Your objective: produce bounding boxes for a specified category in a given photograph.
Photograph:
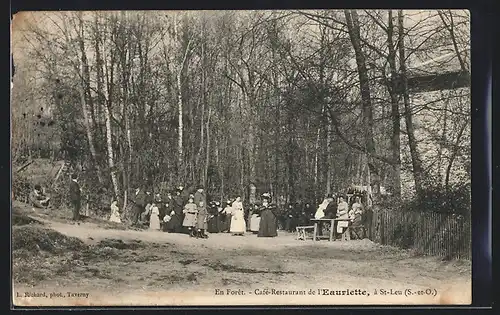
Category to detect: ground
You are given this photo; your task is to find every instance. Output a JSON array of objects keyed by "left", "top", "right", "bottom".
[{"left": 11, "top": 201, "right": 471, "bottom": 306}]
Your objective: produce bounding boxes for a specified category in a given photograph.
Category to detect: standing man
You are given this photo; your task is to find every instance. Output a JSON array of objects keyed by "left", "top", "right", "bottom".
[
  {"left": 131, "top": 186, "right": 146, "bottom": 227},
  {"left": 69, "top": 174, "right": 81, "bottom": 223}
]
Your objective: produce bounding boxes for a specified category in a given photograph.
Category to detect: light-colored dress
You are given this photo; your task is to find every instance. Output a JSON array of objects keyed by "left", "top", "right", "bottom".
[
  {"left": 314, "top": 201, "right": 328, "bottom": 219},
  {"left": 109, "top": 203, "right": 121, "bottom": 223},
  {"left": 149, "top": 205, "right": 160, "bottom": 230},
  {"left": 230, "top": 201, "right": 246, "bottom": 234},
  {"left": 349, "top": 202, "right": 364, "bottom": 225},
  {"left": 182, "top": 203, "right": 198, "bottom": 227},
  {"left": 250, "top": 213, "right": 261, "bottom": 232},
  {"left": 336, "top": 201, "right": 350, "bottom": 233}
]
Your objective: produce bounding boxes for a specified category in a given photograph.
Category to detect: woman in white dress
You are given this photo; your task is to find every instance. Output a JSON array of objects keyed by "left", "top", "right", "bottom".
[
  {"left": 314, "top": 198, "right": 329, "bottom": 219},
  {"left": 149, "top": 203, "right": 161, "bottom": 230},
  {"left": 336, "top": 195, "right": 350, "bottom": 234},
  {"left": 109, "top": 200, "right": 121, "bottom": 223},
  {"left": 230, "top": 197, "right": 246, "bottom": 235}
]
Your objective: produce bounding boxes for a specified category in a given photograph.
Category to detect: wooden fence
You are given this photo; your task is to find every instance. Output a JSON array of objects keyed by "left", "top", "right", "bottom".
[{"left": 367, "top": 208, "right": 471, "bottom": 260}]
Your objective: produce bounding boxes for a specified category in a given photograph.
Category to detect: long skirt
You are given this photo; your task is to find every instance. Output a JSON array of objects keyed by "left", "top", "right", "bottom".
[
  {"left": 258, "top": 209, "right": 278, "bottom": 237},
  {"left": 109, "top": 212, "right": 121, "bottom": 223},
  {"left": 166, "top": 213, "right": 183, "bottom": 233},
  {"left": 230, "top": 214, "right": 246, "bottom": 234},
  {"left": 207, "top": 215, "right": 220, "bottom": 233},
  {"left": 250, "top": 214, "right": 261, "bottom": 232},
  {"left": 149, "top": 214, "right": 160, "bottom": 230},
  {"left": 183, "top": 212, "right": 197, "bottom": 227}
]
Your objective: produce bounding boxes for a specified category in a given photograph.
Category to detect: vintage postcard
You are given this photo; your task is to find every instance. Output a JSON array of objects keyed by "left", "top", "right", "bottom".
[{"left": 11, "top": 9, "right": 471, "bottom": 307}]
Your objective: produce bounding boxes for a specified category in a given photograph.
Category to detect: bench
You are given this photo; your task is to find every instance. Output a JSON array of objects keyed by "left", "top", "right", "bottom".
[{"left": 296, "top": 225, "right": 316, "bottom": 240}]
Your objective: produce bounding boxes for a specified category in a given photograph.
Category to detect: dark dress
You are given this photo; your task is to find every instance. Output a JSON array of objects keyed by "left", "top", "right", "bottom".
[
  {"left": 166, "top": 194, "right": 184, "bottom": 233},
  {"left": 207, "top": 205, "right": 220, "bottom": 233},
  {"left": 258, "top": 204, "right": 278, "bottom": 237}
]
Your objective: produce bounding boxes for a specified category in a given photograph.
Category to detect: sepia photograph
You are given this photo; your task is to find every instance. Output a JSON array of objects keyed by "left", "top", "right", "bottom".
[{"left": 11, "top": 9, "right": 471, "bottom": 306}]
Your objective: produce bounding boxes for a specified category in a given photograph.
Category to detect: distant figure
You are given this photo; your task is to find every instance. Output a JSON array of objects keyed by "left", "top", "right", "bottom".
[
  {"left": 337, "top": 195, "right": 349, "bottom": 219},
  {"left": 149, "top": 203, "right": 161, "bottom": 231},
  {"left": 221, "top": 200, "right": 232, "bottom": 233},
  {"left": 324, "top": 194, "right": 338, "bottom": 219},
  {"left": 349, "top": 196, "right": 364, "bottom": 223},
  {"left": 336, "top": 195, "right": 350, "bottom": 234},
  {"left": 131, "top": 187, "right": 146, "bottom": 226},
  {"left": 109, "top": 200, "right": 121, "bottom": 223},
  {"left": 249, "top": 204, "right": 261, "bottom": 234},
  {"left": 207, "top": 201, "right": 222, "bottom": 233},
  {"left": 29, "top": 184, "right": 50, "bottom": 209},
  {"left": 69, "top": 174, "right": 81, "bottom": 222},
  {"left": 167, "top": 186, "right": 185, "bottom": 233},
  {"left": 258, "top": 193, "right": 278, "bottom": 237},
  {"left": 315, "top": 198, "right": 328, "bottom": 219},
  {"left": 182, "top": 196, "right": 198, "bottom": 237},
  {"left": 230, "top": 197, "right": 245, "bottom": 236},
  {"left": 195, "top": 200, "right": 209, "bottom": 239}
]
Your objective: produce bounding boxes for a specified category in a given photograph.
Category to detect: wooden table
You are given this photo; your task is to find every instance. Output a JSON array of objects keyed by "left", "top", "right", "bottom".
[{"left": 311, "top": 218, "right": 353, "bottom": 242}]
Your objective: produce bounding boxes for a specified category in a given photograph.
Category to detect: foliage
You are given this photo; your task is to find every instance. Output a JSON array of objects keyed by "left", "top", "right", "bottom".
[{"left": 11, "top": 10, "right": 470, "bottom": 209}]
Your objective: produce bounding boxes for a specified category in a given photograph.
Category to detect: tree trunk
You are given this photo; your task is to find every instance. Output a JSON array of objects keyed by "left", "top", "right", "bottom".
[
  {"left": 398, "top": 10, "right": 425, "bottom": 197},
  {"left": 205, "top": 106, "right": 212, "bottom": 188},
  {"left": 344, "top": 9, "right": 380, "bottom": 201},
  {"left": 78, "top": 17, "right": 103, "bottom": 184},
  {"left": 326, "top": 118, "right": 332, "bottom": 195},
  {"left": 103, "top": 100, "right": 120, "bottom": 200},
  {"left": 386, "top": 10, "right": 402, "bottom": 198},
  {"left": 445, "top": 119, "right": 469, "bottom": 190},
  {"left": 438, "top": 96, "right": 449, "bottom": 186}
]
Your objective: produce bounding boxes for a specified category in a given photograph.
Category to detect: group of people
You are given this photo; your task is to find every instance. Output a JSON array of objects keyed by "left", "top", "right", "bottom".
[
  {"left": 313, "top": 193, "right": 365, "bottom": 237},
  {"left": 125, "top": 185, "right": 281, "bottom": 238},
  {"left": 27, "top": 175, "right": 367, "bottom": 239},
  {"left": 29, "top": 173, "right": 82, "bottom": 225}
]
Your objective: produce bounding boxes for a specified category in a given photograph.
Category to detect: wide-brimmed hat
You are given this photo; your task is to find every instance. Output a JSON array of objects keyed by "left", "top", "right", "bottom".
[{"left": 262, "top": 193, "right": 271, "bottom": 200}]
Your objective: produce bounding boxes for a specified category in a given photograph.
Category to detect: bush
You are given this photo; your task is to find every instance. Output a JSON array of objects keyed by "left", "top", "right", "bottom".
[
  {"left": 405, "top": 182, "right": 471, "bottom": 216},
  {"left": 12, "top": 225, "right": 87, "bottom": 254},
  {"left": 391, "top": 222, "right": 415, "bottom": 249}
]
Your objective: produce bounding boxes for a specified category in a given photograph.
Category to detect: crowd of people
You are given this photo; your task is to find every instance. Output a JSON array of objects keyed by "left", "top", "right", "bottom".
[
  {"left": 27, "top": 175, "right": 369, "bottom": 239},
  {"left": 124, "top": 185, "right": 282, "bottom": 238}
]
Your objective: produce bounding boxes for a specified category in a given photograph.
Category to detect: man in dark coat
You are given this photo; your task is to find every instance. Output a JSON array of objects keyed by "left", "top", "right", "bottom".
[
  {"left": 323, "top": 194, "right": 338, "bottom": 237},
  {"left": 130, "top": 187, "right": 146, "bottom": 226},
  {"left": 69, "top": 174, "right": 81, "bottom": 222},
  {"left": 324, "top": 194, "right": 338, "bottom": 219}
]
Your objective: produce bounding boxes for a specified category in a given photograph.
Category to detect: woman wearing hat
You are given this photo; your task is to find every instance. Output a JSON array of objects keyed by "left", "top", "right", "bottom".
[
  {"left": 258, "top": 193, "right": 278, "bottom": 237},
  {"left": 166, "top": 186, "right": 185, "bottom": 233},
  {"left": 222, "top": 200, "right": 233, "bottom": 233},
  {"left": 207, "top": 201, "right": 219, "bottom": 233}
]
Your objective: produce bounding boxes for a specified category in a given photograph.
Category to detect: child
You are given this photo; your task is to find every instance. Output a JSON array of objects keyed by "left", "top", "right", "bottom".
[{"left": 182, "top": 197, "right": 198, "bottom": 237}]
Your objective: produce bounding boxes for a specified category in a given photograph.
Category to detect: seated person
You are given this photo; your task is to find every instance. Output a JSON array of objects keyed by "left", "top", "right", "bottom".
[
  {"left": 349, "top": 196, "right": 364, "bottom": 225},
  {"left": 29, "top": 184, "right": 50, "bottom": 208}
]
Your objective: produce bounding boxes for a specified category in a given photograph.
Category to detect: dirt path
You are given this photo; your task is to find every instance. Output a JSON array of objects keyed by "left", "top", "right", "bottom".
[{"left": 12, "top": 209, "right": 472, "bottom": 306}]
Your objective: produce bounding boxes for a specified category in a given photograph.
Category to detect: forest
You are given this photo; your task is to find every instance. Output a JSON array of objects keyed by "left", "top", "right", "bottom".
[{"left": 11, "top": 10, "right": 471, "bottom": 213}]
